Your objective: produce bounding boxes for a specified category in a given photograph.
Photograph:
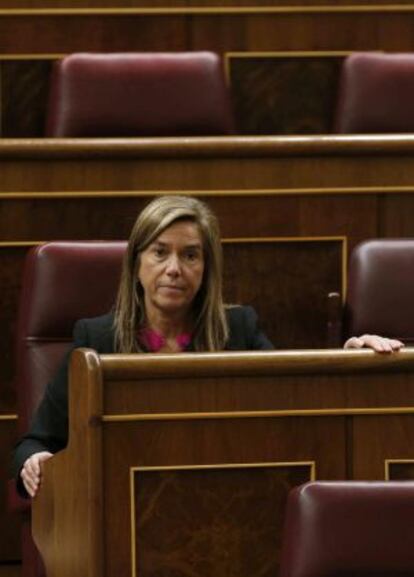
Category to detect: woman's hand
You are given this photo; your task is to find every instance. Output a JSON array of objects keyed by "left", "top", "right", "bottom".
[
  {"left": 20, "top": 451, "right": 53, "bottom": 498},
  {"left": 344, "top": 334, "right": 404, "bottom": 353}
]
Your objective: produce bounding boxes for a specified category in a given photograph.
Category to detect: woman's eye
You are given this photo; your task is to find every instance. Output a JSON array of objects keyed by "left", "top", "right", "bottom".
[
  {"left": 185, "top": 251, "right": 199, "bottom": 262},
  {"left": 153, "top": 247, "right": 166, "bottom": 258}
]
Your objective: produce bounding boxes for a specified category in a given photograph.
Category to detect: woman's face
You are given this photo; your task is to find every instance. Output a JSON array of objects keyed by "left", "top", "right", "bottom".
[{"left": 138, "top": 220, "right": 205, "bottom": 320}]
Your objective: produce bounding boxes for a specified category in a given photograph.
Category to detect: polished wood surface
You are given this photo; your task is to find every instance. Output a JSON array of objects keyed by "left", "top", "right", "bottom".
[
  {"left": 33, "top": 348, "right": 414, "bottom": 577},
  {"left": 0, "top": 135, "right": 413, "bottom": 246},
  {"left": 2, "top": 135, "right": 414, "bottom": 239},
  {"left": 4, "top": 0, "right": 414, "bottom": 7},
  {"left": 1, "top": 5, "right": 414, "bottom": 55}
]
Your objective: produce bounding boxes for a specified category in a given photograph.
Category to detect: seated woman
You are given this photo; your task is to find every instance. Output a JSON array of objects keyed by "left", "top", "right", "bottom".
[{"left": 13, "top": 195, "right": 403, "bottom": 498}]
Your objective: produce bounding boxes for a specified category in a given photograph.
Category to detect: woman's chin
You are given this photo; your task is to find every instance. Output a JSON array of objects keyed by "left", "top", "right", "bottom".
[{"left": 155, "top": 298, "right": 190, "bottom": 316}]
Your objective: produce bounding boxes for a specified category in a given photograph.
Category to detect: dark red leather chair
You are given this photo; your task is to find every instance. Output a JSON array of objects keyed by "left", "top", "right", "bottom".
[
  {"left": 279, "top": 481, "right": 414, "bottom": 577},
  {"left": 45, "top": 52, "right": 234, "bottom": 137},
  {"left": 10, "top": 241, "right": 127, "bottom": 577},
  {"left": 344, "top": 239, "right": 414, "bottom": 344},
  {"left": 335, "top": 52, "right": 414, "bottom": 133}
]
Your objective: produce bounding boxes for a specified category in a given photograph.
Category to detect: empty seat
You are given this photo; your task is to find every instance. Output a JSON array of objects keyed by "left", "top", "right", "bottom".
[
  {"left": 335, "top": 52, "right": 414, "bottom": 133},
  {"left": 279, "top": 481, "right": 414, "bottom": 577},
  {"left": 10, "top": 241, "right": 127, "bottom": 577},
  {"left": 344, "top": 238, "right": 414, "bottom": 343},
  {"left": 46, "top": 52, "right": 234, "bottom": 137}
]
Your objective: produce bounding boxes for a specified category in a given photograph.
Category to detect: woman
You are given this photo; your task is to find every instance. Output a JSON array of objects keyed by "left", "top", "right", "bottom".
[{"left": 13, "top": 195, "right": 403, "bottom": 498}]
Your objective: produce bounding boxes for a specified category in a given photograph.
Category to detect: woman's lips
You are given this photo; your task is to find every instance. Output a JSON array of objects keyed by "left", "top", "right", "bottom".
[{"left": 159, "top": 284, "right": 185, "bottom": 292}]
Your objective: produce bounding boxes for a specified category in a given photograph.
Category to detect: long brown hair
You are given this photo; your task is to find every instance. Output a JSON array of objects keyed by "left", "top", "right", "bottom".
[{"left": 113, "top": 195, "right": 228, "bottom": 352}]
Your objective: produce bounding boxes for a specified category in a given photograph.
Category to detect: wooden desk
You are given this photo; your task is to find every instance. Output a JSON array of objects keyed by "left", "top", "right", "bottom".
[
  {"left": 1, "top": 135, "right": 414, "bottom": 246},
  {"left": 33, "top": 348, "right": 414, "bottom": 577}
]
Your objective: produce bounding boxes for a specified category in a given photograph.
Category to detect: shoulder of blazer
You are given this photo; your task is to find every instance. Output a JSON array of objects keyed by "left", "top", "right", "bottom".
[
  {"left": 225, "top": 305, "right": 274, "bottom": 350},
  {"left": 74, "top": 311, "right": 116, "bottom": 354},
  {"left": 225, "top": 305, "right": 255, "bottom": 348}
]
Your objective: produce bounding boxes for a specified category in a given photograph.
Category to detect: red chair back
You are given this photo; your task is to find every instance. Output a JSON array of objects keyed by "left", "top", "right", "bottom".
[
  {"left": 15, "top": 241, "right": 127, "bottom": 433},
  {"left": 344, "top": 239, "right": 414, "bottom": 343},
  {"left": 12, "top": 241, "right": 126, "bottom": 577},
  {"left": 280, "top": 481, "right": 414, "bottom": 577},
  {"left": 46, "top": 52, "right": 234, "bottom": 137},
  {"left": 335, "top": 52, "right": 414, "bottom": 133}
]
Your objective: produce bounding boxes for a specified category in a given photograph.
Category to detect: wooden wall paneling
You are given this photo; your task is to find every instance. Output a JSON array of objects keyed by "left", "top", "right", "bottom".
[
  {"left": 222, "top": 237, "right": 344, "bottom": 348},
  {"left": 0, "top": 0, "right": 414, "bottom": 8},
  {"left": 4, "top": 138, "right": 414, "bottom": 192},
  {"left": 227, "top": 52, "right": 344, "bottom": 134},
  {"left": 386, "top": 460, "right": 414, "bottom": 481},
  {"left": 297, "top": 193, "right": 378, "bottom": 244},
  {"left": 188, "top": 9, "right": 414, "bottom": 53},
  {"left": 130, "top": 463, "right": 313, "bottom": 577},
  {"left": 0, "top": 196, "right": 147, "bottom": 240},
  {"left": 0, "top": 13, "right": 188, "bottom": 54},
  {"left": 0, "top": 8, "right": 414, "bottom": 55},
  {"left": 0, "top": 59, "right": 53, "bottom": 137},
  {"left": 1, "top": 137, "right": 414, "bottom": 251},
  {"left": 378, "top": 192, "right": 414, "bottom": 238},
  {"left": 104, "top": 417, "right": 345, "bottom": 577},
  {"left": 352, "top": 414, "right": 414, "bottom": 480},
  {"left": 0, "top": 189, "right": 369, "bottom": 249}
]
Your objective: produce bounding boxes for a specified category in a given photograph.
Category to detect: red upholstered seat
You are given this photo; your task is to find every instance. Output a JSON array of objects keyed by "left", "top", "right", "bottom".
[
  {"left": 10, "top": 241, "right": 127, "bottom": 577},
  {"left": 46, "top": 52, "right": 234, "bottom": 137},
  {"left": 279, "top": 481, "right": 414, "bottom": 577},
  {"left": 335, "top": 52, "right": 414, "bottom": 133},
  {"left": 344, "top": 239, "right": 414, "bottom": 343}
]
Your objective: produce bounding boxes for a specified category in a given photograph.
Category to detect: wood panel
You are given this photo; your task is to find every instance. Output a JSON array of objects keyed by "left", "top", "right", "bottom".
[
  {"left": 0, "top": 14, "right": 188, "bottom": 54},
  {"left": 1, "top": 136, "right": 413, "bottom": 251},
  {"left": 386, "top": 460, "right": 414, "bottom": 480},
  {"left": 229, "top": 54, "right": 343, "bottom": 135},
  {"left": 0, "top": 60, "right": 52, "bottom": 137},
  {"left": 32, "top": 348, "right": 414, "bottom": 577},
  {"left": 2, "top": 136, "right": 414, "bottom": 192},
  {"left": 1, "top": 0, "right": 414, "bottom": 7},
  {"left": 223, "top": 239, "right": 343, "bottom": 348},
  {"left": 131, "top": 464, "right": 312, "bottom": 577},
  {"left": 1, "top": 8, "right": 414, "bottom": 55}
]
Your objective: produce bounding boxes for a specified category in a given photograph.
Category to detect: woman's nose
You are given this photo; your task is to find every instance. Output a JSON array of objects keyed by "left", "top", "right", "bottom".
[{"left": 165, "top": 254, "right": 181, "bottom": 275}]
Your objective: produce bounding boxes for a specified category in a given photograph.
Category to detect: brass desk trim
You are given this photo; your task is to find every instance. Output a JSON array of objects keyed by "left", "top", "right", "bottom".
[{"left": 103, "top": 406, "right": 414, "bottom": 422}]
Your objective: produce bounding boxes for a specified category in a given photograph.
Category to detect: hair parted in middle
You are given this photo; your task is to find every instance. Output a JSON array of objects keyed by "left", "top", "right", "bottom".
[{"left": 113, "top": 195, "right": 229, "bottom": 352}]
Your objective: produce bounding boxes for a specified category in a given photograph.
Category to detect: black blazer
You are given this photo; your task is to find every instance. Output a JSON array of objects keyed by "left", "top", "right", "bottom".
[{"left": 13, "top": 305, "right": 273, "bottom": 496}]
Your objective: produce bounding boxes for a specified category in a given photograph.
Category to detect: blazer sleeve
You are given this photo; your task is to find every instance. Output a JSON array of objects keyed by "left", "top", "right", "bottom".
[
  {"left": 226, "top": 306, "right": 274, "bottom": 350},
  {"left": 243, "top": 306, "right": 274, "bottom": 350},
  {"left": 12, "top": 319, "right": 90, "bottom": 497}
]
